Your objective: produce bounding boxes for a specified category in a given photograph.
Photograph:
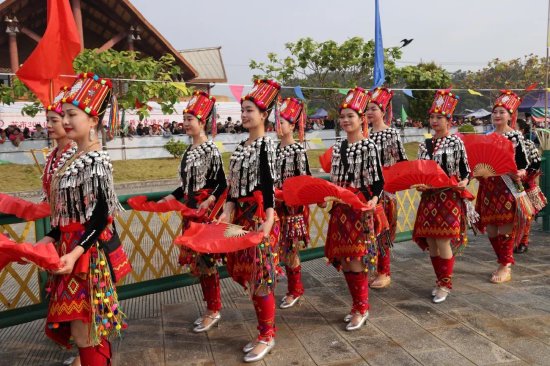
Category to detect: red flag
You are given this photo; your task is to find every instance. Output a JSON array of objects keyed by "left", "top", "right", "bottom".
[
  {"left": 16, "top": 0, "right": 81, "bottom": 107},
  {"left": 525, "top": 82, "right": 538, "bottom": 92}
]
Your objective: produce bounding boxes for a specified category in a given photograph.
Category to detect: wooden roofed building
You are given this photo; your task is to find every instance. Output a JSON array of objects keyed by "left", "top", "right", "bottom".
[{"left": 0, "top": 0, "right": 227, "bottom": 87}]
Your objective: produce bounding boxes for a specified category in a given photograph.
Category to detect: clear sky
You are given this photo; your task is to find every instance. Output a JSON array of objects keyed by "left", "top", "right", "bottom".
[{"left": 131, "top": 0, "right": 548, "bottom": 92}]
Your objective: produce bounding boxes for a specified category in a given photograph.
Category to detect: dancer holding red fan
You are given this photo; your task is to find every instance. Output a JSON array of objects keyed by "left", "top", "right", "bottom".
[
  {"left": 366, "top": 87, "right": 407, "bottom": 289},
  {"left": 42, "top": 87, "right": 77, "bottom": 202},
  {"left": 160, "top": 91, "right": 227, "bottom": 333},
  {"left": 275, "top": 97, "right": 311, "bottom": 309},
  {"left": 413, "top": 89, "right": 471, "bottom": 304},
  {"left": 326, "top": 87, "right": 385, "bottom": 330},
  {"left": 217, "top": 79, "right": 281, "bottom": 362},
  {"left": 40, "top": 73, "right": 130, "bottom": 366},
  {"left": 476, "top": 91, "right": 531, "bottom": 283}
]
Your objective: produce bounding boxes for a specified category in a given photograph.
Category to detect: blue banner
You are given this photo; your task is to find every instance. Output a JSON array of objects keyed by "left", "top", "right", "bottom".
[{"left": 373, "top": 0, "right": 385, "bottom": 87}]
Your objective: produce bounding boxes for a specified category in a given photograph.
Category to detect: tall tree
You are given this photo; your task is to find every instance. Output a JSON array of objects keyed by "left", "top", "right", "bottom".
[
  {"left": 0, "top": 49, "right": 191, "bottom": 120},
  {"left": 453, "top": 54, "right": 544, "bottom": 105},
  {"left": 398, "top": 62, "right": 451, "bottom": 122},
  {"left": 249, "top": 37, "right": 402, "bottom": 117}
]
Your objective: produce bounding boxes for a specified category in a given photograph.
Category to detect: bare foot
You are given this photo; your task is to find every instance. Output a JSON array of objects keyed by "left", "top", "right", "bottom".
[
  {"left": 370, "top": 274, "right": 391, "bottom": 288},
  {"left": 71, "top": 356, "right": 80, "bottom": 366}
]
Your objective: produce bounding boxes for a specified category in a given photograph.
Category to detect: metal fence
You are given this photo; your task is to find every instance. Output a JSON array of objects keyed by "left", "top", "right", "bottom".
[{"left": 0, "top": 180, "right": 494, "bottom": 328}]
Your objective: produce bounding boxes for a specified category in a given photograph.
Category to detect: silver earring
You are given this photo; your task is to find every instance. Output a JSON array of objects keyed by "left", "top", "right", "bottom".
[{"left": 89, "top": 128, "right": 96, "bottom": 141}]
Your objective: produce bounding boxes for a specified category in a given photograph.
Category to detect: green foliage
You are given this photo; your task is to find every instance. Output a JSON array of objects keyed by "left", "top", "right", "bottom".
[
  {"left": 74, "top": 49, "right": 191, "bottom": 119},
  {"left": 398, "top": 62, "right": 451, "bottom": 122},
  {"left": 249, "top": 37, "right": 402, "bottom": 115},
  {"left": 451, "top": 54, "right": 545, "bottom": 112},
  {"left": 164, "top": 138, "right": 188, "bottom": 159},
  {"left": 0, "top": 49, "right": 192, "bottom": 120},
  {"left": 457, "top": 123, "right": 476, "bottom": 133},
  {"left": 457, "top": 54, "right": 544, "bottom": 90}
]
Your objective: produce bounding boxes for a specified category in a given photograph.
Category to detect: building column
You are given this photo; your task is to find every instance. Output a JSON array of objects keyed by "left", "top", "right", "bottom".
[
  {"left": 71, "top": 0, "right": 84, "bottom": 49},
  {"left": 5, "top": 16, "right": 20, "bottom": 72}
]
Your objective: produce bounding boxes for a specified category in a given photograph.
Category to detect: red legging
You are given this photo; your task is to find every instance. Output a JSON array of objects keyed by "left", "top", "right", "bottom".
[
  {"left": 252, "top": 293, "right": 276, "bottom": 341},
  {"left": 490, "top": 234, "right": 515, "bottom": 265},
  {"left": 344, "top": 271, "right": 369, "bottom": 315},
  {"left": 286, "top": 265, "right": 305, "bottom": 298},
  {"left": 520, "top": 220, "right": 532, "bottom": 246},
  {"left": 199, "top": 272, "right": 222, "bottom": 312},
  {"left": 430, "top": 256, "right": 455, "bottom": 290},
  {"left": 79, "top": 338, "right": 111, "bottom": 366},
  {"left": 377, "top": 249, "right": 391, "bottom": 276}
]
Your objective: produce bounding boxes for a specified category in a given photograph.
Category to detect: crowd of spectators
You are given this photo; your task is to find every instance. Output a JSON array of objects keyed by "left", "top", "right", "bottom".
[{"left": 0, "top": 124, "right": 48, "bottom": 147}]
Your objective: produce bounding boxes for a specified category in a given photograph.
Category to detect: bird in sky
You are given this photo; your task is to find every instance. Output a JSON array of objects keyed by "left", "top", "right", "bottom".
[{"left": 399, "top": 39, "right": 414, "bottom": 48}]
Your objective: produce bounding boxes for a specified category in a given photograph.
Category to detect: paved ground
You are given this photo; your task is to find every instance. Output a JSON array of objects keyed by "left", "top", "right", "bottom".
[{"left": 1, "top": 224, "right": 549, "bottom": 366}]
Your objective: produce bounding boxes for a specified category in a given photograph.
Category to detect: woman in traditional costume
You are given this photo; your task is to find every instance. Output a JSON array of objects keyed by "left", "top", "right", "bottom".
[
  {"left": 38, "top": 73, "right": 130, "bottom": 366},
  {"left": 413, "top": 89, "right": 471, "bottom": 303},
  {"left": 515, "top": 119, "right": 546, "bottom": 253},
  {"left": 476, "top": 90, "right": 530, "bottom": 283},
  {"left": 274, "top": 97, "right": 311, "bottom": 309},
  {"left": 326, "top": 87, "right": 385, "bottom": 330},
  {"left": 218, "top": 79, "right": 281, "bottom": 362},
  {"left": 161, "top": 91, "right": 227, "bottom": 332},
  {"left": 42, "top": 87, "right": 77, "bottom": 203},
  {"left": 365, "top": 87, "right": 407, "bottom": 289}
]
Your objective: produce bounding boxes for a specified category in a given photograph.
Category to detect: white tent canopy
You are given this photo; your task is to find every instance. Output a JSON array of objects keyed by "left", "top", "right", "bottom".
[{"left": 464, "top": 109, "right": 491, "bottom": 118}]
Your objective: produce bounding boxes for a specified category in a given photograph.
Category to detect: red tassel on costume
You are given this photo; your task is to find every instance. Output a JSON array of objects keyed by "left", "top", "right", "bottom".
[
  {"left": 344, "top": 271, "right": 369, "bottom": 315},
  {"left": 200, "top": 272, "right": 222, "bottom": 312},
  {"left": 252, "top": 293, "right": 276, "bottom": 341},
  {"left": 490, "top": 235, "right": 515, "bottom": 265},
  {"left": 79, "top": 339, "right": 111, "bottom": 366},
  {"left": 377, "top": 250, "right": 391, "bottom": 276},
  {"left": 286, "top": 265, "right": 305, "bottom": 298}
]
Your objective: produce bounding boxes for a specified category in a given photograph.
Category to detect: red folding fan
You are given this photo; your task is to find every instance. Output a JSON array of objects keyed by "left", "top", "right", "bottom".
[
  {"left": 0, "top": 194, "right": 50, "bottom": 221},
  {"left": 128, "top": 195, "right": 186, "bottom": 212},
  {"left": 319, "top": 146, "right": 333, "bottom": 173},
  {"left": 382, "top": 160, "right": 458, "bottom": 194},
  {"left": 127, "top": 195, "right": 207, "bottom": 220},
  {"left": 174, "top": 222, "right": 265, "bottom": 254},
  {"left": 275, "top": 188, "right": 284, "bottom": 201},
  {"left": 459, "top": 133, "right": 517, "bottom": 178},
  {"left": 0, "top": 234, "right": 61, "bottom": 271},
  {"left": 282, "top": 175, "right": 369, "bottom": 211}
]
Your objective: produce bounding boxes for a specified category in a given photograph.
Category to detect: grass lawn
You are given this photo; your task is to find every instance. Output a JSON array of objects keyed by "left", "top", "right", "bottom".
[{"left": 0, "top": 142, "right": 419, "bottom": 193}]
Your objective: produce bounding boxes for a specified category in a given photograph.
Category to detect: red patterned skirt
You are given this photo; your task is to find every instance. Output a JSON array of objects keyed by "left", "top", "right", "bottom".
[
  {"left": 178, "top": 217, "right": 225, "bottom": 276},
  {"left": 276, "top": 203, "right": 310, "bottom": 266},
  {"left": 476, "top": 176, "right": 516, "bottom": 231},
  {"left": 413, "top": 189, "right": 467, "bottom": 251},
  {"left": 226, "top": 199, "right": 281, "bottom": 295},
  {"left": 177, "top": 191, "right": 224, "bottom": 276},
  {"left": 524, "top": 173, "right": 547, "bottom": 215},
  {"left": 325, "top": 203, "right": 386, "bottom": 270},
  {"left": 45, "top": 222, "right": 126, "bottom": 348},
  {"left": 381, "top": 192, "right": 397, "bottom": 242}
]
